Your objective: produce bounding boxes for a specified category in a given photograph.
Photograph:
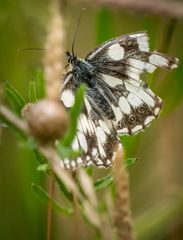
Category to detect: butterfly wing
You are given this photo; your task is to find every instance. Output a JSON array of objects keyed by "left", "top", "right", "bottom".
[
  {"left": 86, "top": 31, "right": 178, "bottom": 71},
  {"left": 61, "top": 72, "right": 120, "bottom": 170},
  {"left": 85, "top": 31, "right": 178, "bottom": 135}
]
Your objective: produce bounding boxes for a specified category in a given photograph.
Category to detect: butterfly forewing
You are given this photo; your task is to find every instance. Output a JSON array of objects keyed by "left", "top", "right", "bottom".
[{"left": 60, "top": 31, "right": 178, "bottom": 169}]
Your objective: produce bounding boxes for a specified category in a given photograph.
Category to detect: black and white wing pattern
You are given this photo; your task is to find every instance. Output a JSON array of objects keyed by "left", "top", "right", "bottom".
[
  {"left": 86, "top": 31, "right": 178, "bottom": 135},
  {"left": 61, "top": 31, "right": 178, "bottom": 169},
  {"left": 61, "top": 73, "right": 120, "bottom": 170}
]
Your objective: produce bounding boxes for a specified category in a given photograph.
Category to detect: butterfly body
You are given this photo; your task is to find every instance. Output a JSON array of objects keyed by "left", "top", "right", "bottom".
[{"left": 61, "top": 31, "right": 178, "bottom": 170}]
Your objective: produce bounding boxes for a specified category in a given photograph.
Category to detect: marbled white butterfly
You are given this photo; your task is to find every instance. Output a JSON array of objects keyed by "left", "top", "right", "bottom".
[{"left": 60, "top": 31, "right": 178, "bottom": 170}]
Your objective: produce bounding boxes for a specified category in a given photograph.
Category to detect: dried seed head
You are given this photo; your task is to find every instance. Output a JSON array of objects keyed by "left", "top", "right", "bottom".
[{"left": 22, "top": 99, "right": 69, "bottom": 143}]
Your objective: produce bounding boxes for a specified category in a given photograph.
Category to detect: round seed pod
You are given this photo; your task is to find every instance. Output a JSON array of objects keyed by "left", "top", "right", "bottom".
[{"left": 22, "top": 99, "right": 69, "bottom": 143}]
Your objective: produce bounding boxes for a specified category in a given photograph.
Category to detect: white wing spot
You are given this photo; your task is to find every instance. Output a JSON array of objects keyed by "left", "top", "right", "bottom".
[
  {"left": 72, "top": 138, "right": 79, "bottom": 150},
  {"left": 71, "top": 161, "right": 76, "bottom": 168},
  {"left": 77, "top": 157, "right": 83, "bottom": 164},
  {"left": 127, "top": 93, "right": 143, "bottom": 107},
  {"left": 119, "top": 96, "right": 131, "bottom": 114},
  {"left": 124, "top": 82, "right": 155, "bottom": 107},
  {"left": 96, "top": 159, "right": 103, "bottom": 165},
  {"left": 144, "top": 116, "right": 155, "bottom": 125},
  {"left": 108, "top": 43, "right": 125, "bottom": 60},
  {"left": 128, "top": 58, "right": 156, "bottom": 73},
  {"left": 154, "top": 107, "right": 160, "bottom": 116},
  {"left": 131, "top": 125, "right": 142, "bottom": 133},
  {"left": 117, "top": 128, "right": 129, "bottom": 134},
  {"left": 130, "top": 32, "right": 146, "bottom": 38},
  {"left": 106, "top": 159, "right": 111, "bottom": 165},
  {"left": 99, "top": 120, "right": 110, "bottom": 134},
  {"left": 77, "top": 132, "right": 88, "bottom": 153},
  {"left": 92, "top": 148, "right": 98, "bottom": 157},
  {"left": 102, "top": 74, "right": 122, "bottom": 87},
  {"left": 64, "top": 158, "right": 69, "bottom": 164},
  {"left": 96, "top": 127, "right": 107, "bottom": 144},
  {"left": 149, "top": 54, "right": 169, "bottom": 67},
  {"left": 61, "top": 90, "right": 75, "bottom": 108},
  {"left": 86, "top": 156, "right": 90, "bottom": 161},
  {"left": 137, "top": 35, "right": 149, "bottom": 52},
  {"left": 127, "top": 67, "right": 142, "bottom": 80},
  {"left": 111, "top": 105, "right": 123, "bottom": 122}
]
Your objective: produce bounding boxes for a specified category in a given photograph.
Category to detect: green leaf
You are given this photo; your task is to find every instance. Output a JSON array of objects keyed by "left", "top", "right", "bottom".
[
  {"left": 94, "top": 174, "right": 113, "bottom": 191},
  {"left": 36, "top": 69, "right": 46, "bottom": 99},
  {"left": 57, "top": 144, "right": 82, "bottom": 159},
  {"left": 4, "top": 81, "right": 26, "bottom": 116},
  {"left": 61, "top": 84, "right": 86, "bottom": 147},
  {"left": 33, "top": 149, "right": 47, "bottom": 164},
  {"left": 37, "top": 163, "right": 49, "bottom": 172},
  {"left": 124, "top": 158, "right": 137, "bottom": 168},
  {"left": 32, "top": 183, "right": 73, "bottom": 215},
  {"left": 94, "top": 158, "right": 137, "bottom": 191},
  {"left": 55, "top": 175, "right": 73, "bottom": 202},
  {"left": 28, "top": 81, "right": 38, "bottom": 102}
]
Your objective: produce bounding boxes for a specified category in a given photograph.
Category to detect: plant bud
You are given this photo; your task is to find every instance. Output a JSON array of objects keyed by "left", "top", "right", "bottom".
[{"left": 22, "top": 99, "right": 69, "bottom": 142}]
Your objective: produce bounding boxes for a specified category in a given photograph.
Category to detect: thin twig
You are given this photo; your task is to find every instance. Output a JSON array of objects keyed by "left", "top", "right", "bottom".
[
  {"left": 0, "top": 105, "right": 28, "bottom": 133},
  {"left": 113, "top": 144, "right": 135, "bottom": 240},
  {"left": 47, "top": 177, "right": 54, "bottom": 240},
  {"left": 81, "top": 0, "right": 183, "bottom": 19}
]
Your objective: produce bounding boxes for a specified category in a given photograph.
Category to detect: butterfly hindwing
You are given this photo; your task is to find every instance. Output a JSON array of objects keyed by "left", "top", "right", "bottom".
[{"left": 61, "top": 83, "right": 119, "bottom": 169}]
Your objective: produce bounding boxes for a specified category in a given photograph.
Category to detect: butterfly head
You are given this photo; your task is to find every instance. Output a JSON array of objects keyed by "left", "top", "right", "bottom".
[{"left": 66, "top": 51, "right": 77, "bottom": 65}]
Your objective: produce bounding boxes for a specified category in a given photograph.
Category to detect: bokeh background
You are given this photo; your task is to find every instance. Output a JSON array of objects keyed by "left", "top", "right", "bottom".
[{"left": 0, "top": 0, "right": 183, "bottom": 239}]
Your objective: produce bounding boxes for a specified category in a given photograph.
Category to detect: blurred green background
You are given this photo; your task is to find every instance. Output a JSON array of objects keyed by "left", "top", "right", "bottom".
[{"left": 0, "top": 0, "right": 183, "bottom": 239}]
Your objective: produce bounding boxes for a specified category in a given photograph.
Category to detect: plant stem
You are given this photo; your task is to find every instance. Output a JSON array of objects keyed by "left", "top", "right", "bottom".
[
  {"left": 0, "top": 105, "right": 27, "bottom": 132},
  {"left": 113, "top": 145, "right": 135, "bottom": 240},
  {"left": 46, "top": 176, "right": 54, "bottom": 240}
]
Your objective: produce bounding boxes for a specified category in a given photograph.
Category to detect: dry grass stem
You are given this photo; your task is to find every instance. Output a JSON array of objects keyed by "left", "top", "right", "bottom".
[
  {"left": 113, "top": 145, "right": 135, "bottom": 240},
  {"left": 0, "top": 105, "right": 28, "bottom": 133},
  {"left": 43, "top": 0, "right": 65, "bottom": 100},
  {"left": 84, "top": 0, "right": 183, "bottom": 19},
  {"left": 39, "top": 145, "right": 82, "bottom": 199},
  {"left": 78, "top": 169, "right": 98, "bottom": 207},
  {"left": 46, "top": 176, "right": 54, "bottom": 240},
  {"left": 39, "top": 145, "right": 104, "bottom": 231}
]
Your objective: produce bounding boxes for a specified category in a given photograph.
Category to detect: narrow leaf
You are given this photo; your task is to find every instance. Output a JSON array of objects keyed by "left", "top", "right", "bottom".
[
  {"left": 4, "top": 81, "right": 26, "bottom": 115},
  {"left": 94, "top": 158, "right": 137, "bottom": 190},
  {"left": 28, "top": 81, "right": 38, "bottom": 102},
  {"left": 55, "top": 175, "right": 73, "bottom": 202},
  {"left": 33, "top": 149, "right": 47, "bottom": 164},
  {"left": 36, "top": 69, "right": 46, "bottom": 99},
  {"left": 32, "top": 183, "right": 73, "bottom": 215},
  {"left": 57, "top": 144, "right": 82, "bottom": 159},
  {"left": 37, "top": 163, "right": 49, "bottom": 172},
  {"left": 94, "top": 174, "right": 113, "bottom": 191},
  {"left": 124, "top": 158, "right": 137, "bottom": 168}
]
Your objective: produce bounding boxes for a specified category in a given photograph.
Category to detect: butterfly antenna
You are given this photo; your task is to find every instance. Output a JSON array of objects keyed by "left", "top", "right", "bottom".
[
  {"left": 71, "top": 8, "right": 86, "bottom": 55},
  {"left": 17, "top": 48, "right": 45, "bottom": 53}
]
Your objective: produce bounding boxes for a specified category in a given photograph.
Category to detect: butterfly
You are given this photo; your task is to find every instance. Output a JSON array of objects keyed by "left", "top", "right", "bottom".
[{"left": 60, "top": 31, "right": 178, "bottom": 170}]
